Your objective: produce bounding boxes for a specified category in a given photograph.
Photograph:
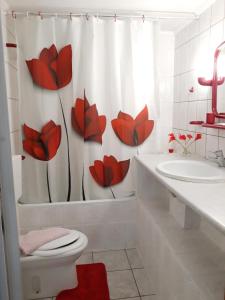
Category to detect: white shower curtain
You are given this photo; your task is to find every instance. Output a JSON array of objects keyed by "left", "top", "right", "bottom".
[{"left": 15, "top": 16, "right": 161, "bottom": 203}]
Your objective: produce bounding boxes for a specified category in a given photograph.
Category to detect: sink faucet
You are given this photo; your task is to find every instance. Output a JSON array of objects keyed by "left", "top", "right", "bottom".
[{"left": 208, "top": 150, "right": 225, "bottom": 167}]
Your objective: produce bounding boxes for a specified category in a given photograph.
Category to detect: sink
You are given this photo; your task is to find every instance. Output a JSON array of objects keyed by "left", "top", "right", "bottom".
[{"left": 156, "top": 159, "right": 225, "bottom": 183}]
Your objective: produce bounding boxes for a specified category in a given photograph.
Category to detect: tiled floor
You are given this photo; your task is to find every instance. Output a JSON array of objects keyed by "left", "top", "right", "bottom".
[{"left": 77, "top": 248, "right": 157, "bottom": 300}]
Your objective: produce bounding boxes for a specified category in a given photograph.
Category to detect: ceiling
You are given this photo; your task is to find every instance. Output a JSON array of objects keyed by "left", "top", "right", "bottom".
[{"left": 4, "top": 0, "right": 216, "bottom": 32}]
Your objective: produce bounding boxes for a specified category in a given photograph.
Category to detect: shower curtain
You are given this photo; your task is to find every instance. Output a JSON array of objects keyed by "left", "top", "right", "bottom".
[{"left": 15, "top": 16, "right": 160, "bottom": 203}]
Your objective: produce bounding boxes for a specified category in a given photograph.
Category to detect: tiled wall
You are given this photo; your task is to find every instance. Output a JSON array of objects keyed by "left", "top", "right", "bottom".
[
  {"left": 1, "top": 11, "right": 21, "bottom": 155},
  {"left": 18, "top": 198, "right": 137, "bottom": 251},
  {"left": 173, "top": 0, "right": 225, "bottom": 157}
]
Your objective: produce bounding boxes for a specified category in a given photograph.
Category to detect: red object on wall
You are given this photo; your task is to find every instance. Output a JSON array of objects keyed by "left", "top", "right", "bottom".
[
  {"left": 56, "top": 263, "right": 110, "bottom": 300},
  {"left": 198, "top": 41, "right": 225, "bottom": 119},
  {"left": 6, "top": 43, "right": 17, "bottom": 48}
]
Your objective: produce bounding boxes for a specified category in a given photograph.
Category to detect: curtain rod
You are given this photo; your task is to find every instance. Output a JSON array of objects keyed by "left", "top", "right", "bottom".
[{"left": 5, "top": 10, "right": 199, "bottom": 20}]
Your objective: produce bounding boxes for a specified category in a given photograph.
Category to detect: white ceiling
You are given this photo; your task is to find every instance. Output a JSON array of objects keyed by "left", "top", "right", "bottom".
[
  {"left": 4, "top": 0, "right": 216, "bottom": 32},
  {"left": 5, "top": 0, "right": 215, "bottom": 14}
]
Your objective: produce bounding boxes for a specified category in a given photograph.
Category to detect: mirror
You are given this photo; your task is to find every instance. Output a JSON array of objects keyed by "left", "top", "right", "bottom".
[
  {"left": 216, "top": 43, "right": 225, "bottom": 116},
  {"left": 198, "top": 41, "right": 225, "bottom": 119}
]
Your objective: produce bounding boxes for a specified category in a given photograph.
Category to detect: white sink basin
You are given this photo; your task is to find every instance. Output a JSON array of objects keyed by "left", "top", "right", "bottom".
[{"left": 156, "top": 160, "right": 225, "bottom": 183}]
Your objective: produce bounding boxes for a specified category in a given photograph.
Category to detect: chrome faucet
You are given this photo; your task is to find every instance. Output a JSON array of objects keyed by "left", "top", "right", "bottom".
[{"left": 208, "top": 150, "right": 225, "bottom": 167}]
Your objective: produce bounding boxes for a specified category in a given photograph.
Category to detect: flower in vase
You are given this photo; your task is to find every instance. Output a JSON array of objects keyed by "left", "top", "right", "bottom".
[
  {"left": 169, "top": 133, "right": 176, "bottom": 142},
  {"left": 23, "top": 120, "right": 61, "bottom": 161},
  {"left": 179, "top": 134, "right": 186, "bottom": 141},
  {"left": 71, "top": 91, "right": 106, "bottom": 144},
  {"left": 89, "top": 155, "right": 130, "bottom": 187},
  {"left": 111, "top": 105, "right": 154, "bottom": 146},
  {"left": 26, "top": 44, "right": 72, "bottom": 90},
  {"left": 168, "top": 132, "right": 202, "bottom": 155},
  {"left": 195, "top": 133, "right": 202, "bottom": 141},
  {"left": 187, "top": 134, "right": 193, "bottom": 139}
]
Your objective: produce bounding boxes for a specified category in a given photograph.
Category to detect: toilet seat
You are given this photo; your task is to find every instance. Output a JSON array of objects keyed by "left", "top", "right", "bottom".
[
  {"left": 38, "top": 230, "right": 80, "bottom": 251},
  {"left": 31, "top": 230, "right": 86, "bottom": 257}
]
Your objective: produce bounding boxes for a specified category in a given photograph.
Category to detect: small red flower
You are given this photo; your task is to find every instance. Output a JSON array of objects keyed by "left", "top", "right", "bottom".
[
  {"left": 179, "top": 134, "right": 186, "bottom": 141},
  {"left": 71, "top": 91, "right": 106, "bottom": 144},
  {"left": 89, "top": 155, "right": 130, "bottom": 187},
  {"left": 168, "top": 148, "right": 174, "bottom": 153},
  {"left": 169, "top": 133, "right": 176, "bottom": 142},
  {"left": 195, "top": 133, "right": 202, "bottom": 141},
  {"left": 26, "top": 44, "right": 72, "bottom": 90},
  {"left": 23, "top": 120, "right": 61, "bottom": 161},
  {"left": 187, "top": 134, "right": 193, "bottom": 139},
  {"left": 111, "top": 106, "right": 154, "bottom": 146}
]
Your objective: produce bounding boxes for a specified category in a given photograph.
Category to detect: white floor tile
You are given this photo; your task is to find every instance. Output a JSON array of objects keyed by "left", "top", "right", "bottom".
[
  {"left": 76, "top": 252, "right": 93, "bottom": 265},
  {"left": 93, "top": 249, "right": 130, "bottom": 271},
  {"left": 126, "top": 248, "right": 143, "bottom": 269},
  {"left": 133, "top": 268, "right": 156, "bottom": 296},
  {"left": 107, "top": 270, "right": 139, "bottom": 299}
]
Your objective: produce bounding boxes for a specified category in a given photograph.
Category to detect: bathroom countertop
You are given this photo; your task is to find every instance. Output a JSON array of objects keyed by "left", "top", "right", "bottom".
[{"left": 135, "top": 153, "right": 225, "bottom": 235}]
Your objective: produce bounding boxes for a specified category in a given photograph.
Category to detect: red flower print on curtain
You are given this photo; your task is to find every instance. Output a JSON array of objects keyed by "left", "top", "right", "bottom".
[
  {"left": 23, "top": 120, "right": 61, "bottom": 203},
  {"left": 26, "top": 44, "right": 72, "bottom": 90},
  {"left": 111, "top": 105, "right": 154, "bottom": 146},
  {"left": 26, "top": 43, "right": 72, "bottom": 202},
  {"left": 71, "top": 91, "right": 106, "bottom": 144},
  {"left": 23, "top": 120, "right": 61, "bottom": 161},
  {"left": 89, "top": 155, "right": 130, "bottom": 198}
]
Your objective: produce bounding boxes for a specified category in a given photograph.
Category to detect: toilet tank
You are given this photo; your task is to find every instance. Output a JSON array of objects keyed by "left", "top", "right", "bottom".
[{"left": 12, "top": 155, "right": 22, "bottom": 203}]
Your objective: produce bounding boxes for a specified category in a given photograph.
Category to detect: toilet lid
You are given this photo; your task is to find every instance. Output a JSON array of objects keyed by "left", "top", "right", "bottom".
[
  {"left": 38, "top": 231, "right": 80, "bottom": 251},
  {"left": 31, "top": 230, "right": 86, "bottom": 257}
]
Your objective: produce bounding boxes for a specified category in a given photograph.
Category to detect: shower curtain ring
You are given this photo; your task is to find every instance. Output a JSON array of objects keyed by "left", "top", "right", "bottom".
[
  {"left": 12, "top": 11, "right": 16, "bottom": 19},
  {"left": 86, "top": 13, "right": 89, "bottom": 21},
  {"left": 69, "top": 12, "right": 72, "bottom": 21},
  {"left": 142, "top": 15, "right": 145, "bottom": 23},
  {"left": 26, "top": 11, "right": 29, "bottom": 17},
  {"left": 38, "top": 11, "right": 43, "bottom": 20},
  {"left": 114, "top": 13, "right": 117, "bottom": 22}
]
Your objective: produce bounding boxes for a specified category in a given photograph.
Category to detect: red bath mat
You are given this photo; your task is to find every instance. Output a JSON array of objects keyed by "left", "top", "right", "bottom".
[{"left": 56, "top": 263, "right": 110, "bottom": 300}]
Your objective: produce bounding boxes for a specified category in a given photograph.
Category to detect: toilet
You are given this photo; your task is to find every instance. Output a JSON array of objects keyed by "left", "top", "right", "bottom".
[{"left": 12, "top": 156, "right": 88, "bottom": 299}]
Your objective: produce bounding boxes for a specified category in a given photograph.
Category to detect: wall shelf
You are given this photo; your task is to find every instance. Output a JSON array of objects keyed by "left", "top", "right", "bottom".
[{"left": 190, "top": 121, "right": 225, "bottom": 130}]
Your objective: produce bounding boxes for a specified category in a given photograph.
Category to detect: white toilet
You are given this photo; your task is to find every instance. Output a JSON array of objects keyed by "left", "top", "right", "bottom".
[{"left": 12, "top": 156, "right": 88, "bottom": 300}]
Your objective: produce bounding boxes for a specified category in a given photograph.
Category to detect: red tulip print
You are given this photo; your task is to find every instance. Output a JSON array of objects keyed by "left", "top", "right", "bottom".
[
  {"left": 23, "top": 120, "right": 61, "bottom": 161},
  {"left": 26, "top": 44, "right": 72, "bottom": 90},
  {"left": 71, "top": 91, "right": 106, "bottom": 144},
  {"left": 89, "top": 155, "right": 130, "bottom": 187},
  {"left": 111, "top": 106, "right": 154, "bottom": 146}
]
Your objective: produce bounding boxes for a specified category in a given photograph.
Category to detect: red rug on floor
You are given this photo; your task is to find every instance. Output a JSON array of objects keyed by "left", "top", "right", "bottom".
[{"left": 56, "top": 263, "right": 110, "bottom": 300}]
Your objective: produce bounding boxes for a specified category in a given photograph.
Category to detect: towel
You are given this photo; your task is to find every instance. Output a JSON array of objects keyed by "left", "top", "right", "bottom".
[{"left": 19, "top": 227, "right": 71, "bottom": 255}]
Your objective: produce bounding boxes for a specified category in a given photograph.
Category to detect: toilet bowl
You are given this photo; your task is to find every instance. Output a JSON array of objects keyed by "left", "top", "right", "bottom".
[
  {"left": 21, "top": 229, "right": 88, "bottom": 300},
  {"left": 11, "top": 156, "right": 88, "bottom": 299}
]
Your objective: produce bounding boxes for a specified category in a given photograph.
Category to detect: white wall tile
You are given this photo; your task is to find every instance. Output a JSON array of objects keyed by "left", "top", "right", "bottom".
[
  {"left": 173, "top": 3, "right": 225, "bottom": 159},
  {"left": 7, "top": 99, "right": 20, "bottom": 132},
  {"left": 205, "top": 134, "right": 219, "bottom": 156},
  {"left": 187, "top": 102, "right": 197, "bottom": 131},
  {"left": 211, "top": 0, "right": 225, "bottom": 25},
  {"left": 210, "top": 21, "right": 224, "bottom": 62},
  {"left": 196, "top": 133, "right": 206, "bottom": 157},
  {"left": 174, "top": 75, "right": 180, "bottom": 102},
  {"left": 188, "top": 20, "right": 200, "bottom": 40},
  {"left": 10, "top": 131, "right": 21, "bottom": 155},
  {"left": 5, "top": 62, "right": 18, "bottom": 99},
  {"left": 196, "top": 101, "right": 207, "bottom": 133},
  {"left": 199, "top": 7, "right": 212, "bottom": 33},
  {"left": 218, "top": 136, "right": 225, "bottom": 152},
  {"left": 178, "top": 102, "right": 188, "bottom": 130}
]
